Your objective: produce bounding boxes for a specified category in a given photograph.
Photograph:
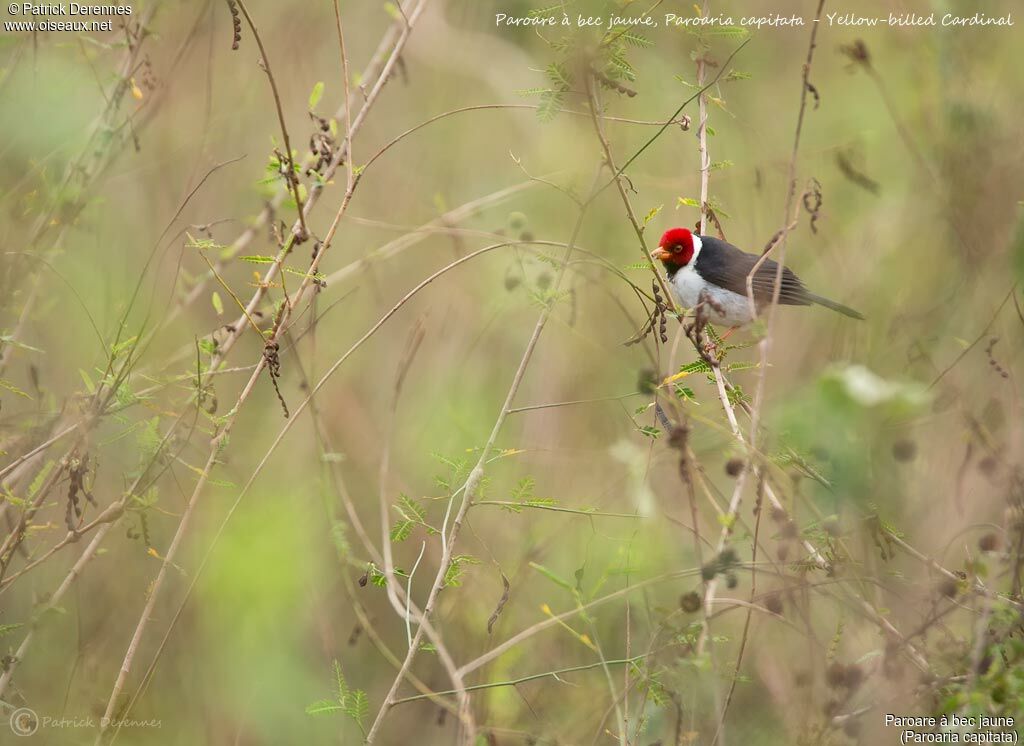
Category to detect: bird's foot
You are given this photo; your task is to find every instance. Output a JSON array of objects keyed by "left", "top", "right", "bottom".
[{"left": 701, "top": 326, "right": 737, "bottom": 361}]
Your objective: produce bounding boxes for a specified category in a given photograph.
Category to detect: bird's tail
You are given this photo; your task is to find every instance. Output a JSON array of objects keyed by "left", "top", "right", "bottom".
[{"left": 806, "top": 293, "right": 865, "bottom": 320}]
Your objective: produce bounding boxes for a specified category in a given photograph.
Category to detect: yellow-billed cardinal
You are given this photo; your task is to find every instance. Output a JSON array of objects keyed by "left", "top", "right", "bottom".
[{"left": 652, "top": 227, "right": 863, "bottom": 328}]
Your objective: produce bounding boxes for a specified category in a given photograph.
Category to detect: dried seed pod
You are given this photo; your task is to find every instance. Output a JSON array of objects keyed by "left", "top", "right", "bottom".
[
  {"left": 825, "top": 662, "right": 847, "bottom": 689},
  {"left": 228, "top": 0, "right": 242, "bottom": 50},
  {"left": 892, "top": 439, "right": 917, "bottom": 462},
  {"left": 668, "top": 424, "right": 688, "bottom": 451},
  {"left": 978, "top": 456, "right": 998, "bottom": 477},
  {"left": 936, "top": 577, "right": 959, "bottom": 599},
  {"left": 637, "top": 368, "right": 658, "bottom": 395},
  {"left": 840, "top": 39, "right": 871, "bottom": 66},
  {"left": 978, "top": 532, "right": 1000, "bottom": 552},
  {"left": 680, "top": 591, "right": 702, "bottom": 613}
]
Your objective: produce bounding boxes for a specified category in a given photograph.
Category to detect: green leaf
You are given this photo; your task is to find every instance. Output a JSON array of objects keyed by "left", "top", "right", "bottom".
[
  {"left": 0, "top": 623, "right": 24, "bottom": 637},
  {"left": 345, "top": 689, "right": 368, "bottom": 725},
  {"left": 675, "top": 385, "right": 696, "bottom": 401},
  {"left": 333, "top": 659, "right": 349, "bottom": 701},
  {"left": 305, "top": 699, "right": 344, "bottom": 716},
  {"left": 537, "top": 89, "right": 564, "bottom": 123},
  {"left": 0, "top": 378, "right": 32, "bottom": 400},
  {"left": 109, "top": 336, "right": 138, "bottom": 359},
  {"left": 613, "top": 28, "right": 654, "bottom": 48},
  {"left": 679, "top": 359, "right": 712, "bottom": 375},
  {"left": 605, "top": 49, "right": 636, "bottom": 81},
  {"left": 211, "top": 291, "right": 224, "bottom": 316},
  {"left": 703, "top": 25, "right": 749, "bottom": 38},
  {"left": 136, "top": 417, "right": 163, "bottom": 460},
  {"left": 0, "top": 335, "right": 45, "bottom": 354},
  {"left": 727, "top": 384, "right": 749, "bottom": 407},
  {"left": 308, "top": 81, "right": 324, "bottom": 110},
  {"left": 529, "top": 561, "right": 574, "bottom": 590},
  {"left": 79, "top": 369, "right": 96, "bottom": 394},
  {"left": 1011, "top": 214, "right": 1024, "bottom": 284},
  {"left": 545, "top": 62, "right": 571, "bottom": 89},
  {"left": 514, "top": 87, "right": 551, "bottom": 97},
  {"left": 184, "top": 232, "right": 224, "bottom": 251},
  {"left": 390, "top": 520, "right": 414, "bottom": 543},
  {"left": 28, "top": 460, "right": 55, "bottom": 498},
  {"left": 677, "top": 197, "right": 700, "bottom": 208},
  {"left": 643, "top": 204, "right": 663, "bottom": 225},
  {"left": 395, "top": 493, "right": 426, "bottom": 522},
  {"left": 724, "top": 361, "right": 759, "bottom": 373},
  {"left": 524, "top": 497, "right": 557, "bottom": 508},
  {"left": 444, "top": 554, "right": 481, "bottom": 587},
  {"left": 511, "top": 477, "right": 535, "bottom": 502}
]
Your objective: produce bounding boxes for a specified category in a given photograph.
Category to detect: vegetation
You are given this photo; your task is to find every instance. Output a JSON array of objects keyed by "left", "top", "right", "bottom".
[{"left": 0, "top": 1, "right": 1022, "bottom": 743}]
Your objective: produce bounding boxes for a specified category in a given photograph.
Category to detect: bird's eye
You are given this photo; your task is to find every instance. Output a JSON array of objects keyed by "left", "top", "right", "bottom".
[{"left": 671, "top": 244, "right": 682, "bottom": 253}]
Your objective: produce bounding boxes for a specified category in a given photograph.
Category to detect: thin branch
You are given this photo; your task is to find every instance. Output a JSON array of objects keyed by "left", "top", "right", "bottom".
[
  {"left": 96, "top": 4, "right": 436, "bottom": 736},
  {"left": 393, "top": 656, "right": 648, "bottom": 707},
  {"left": 234, "top": 0, "right": 308, "bottom": 239},
  {"left": 365, "top": 166, "right": 604, "bottom": 744}
]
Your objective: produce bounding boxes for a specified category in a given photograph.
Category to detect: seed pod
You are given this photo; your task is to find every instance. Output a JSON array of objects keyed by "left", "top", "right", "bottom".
[
  {"left": 935, "top": 575, "right": 959, "bottom": 600},
  {"left": 978, "top": 533, "right": 1000, "bottom": 552},
  {"left": 680, "top": 591, "right": 702, "bottom": 613},
  {"left": 892, "top": 439, "right": 917, "bottom": 462}
]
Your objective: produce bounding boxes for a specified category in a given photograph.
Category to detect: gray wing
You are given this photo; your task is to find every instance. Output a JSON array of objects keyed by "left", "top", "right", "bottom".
[{"left": 693, "top": 236, "right": 812, "bottom": 307}]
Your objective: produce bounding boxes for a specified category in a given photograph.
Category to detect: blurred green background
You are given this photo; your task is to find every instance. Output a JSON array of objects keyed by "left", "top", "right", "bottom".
[{"left": 1, "top": 0, "right": 1023, "bottom": 743}]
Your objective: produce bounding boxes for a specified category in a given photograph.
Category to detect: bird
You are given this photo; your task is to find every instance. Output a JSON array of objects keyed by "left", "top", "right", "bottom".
[{"left": 651, "top": 227, "right": 864, "bottom": 330}]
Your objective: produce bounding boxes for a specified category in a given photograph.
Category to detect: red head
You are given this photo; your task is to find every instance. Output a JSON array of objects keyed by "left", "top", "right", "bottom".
[{"left": 653, "top": 227, "right": 699, "bottom": 267}]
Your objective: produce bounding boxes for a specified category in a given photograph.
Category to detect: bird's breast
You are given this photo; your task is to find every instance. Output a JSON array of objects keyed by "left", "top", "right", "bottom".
[{"left": 669, "top": 266, "right": 756, "bottom": 327}]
